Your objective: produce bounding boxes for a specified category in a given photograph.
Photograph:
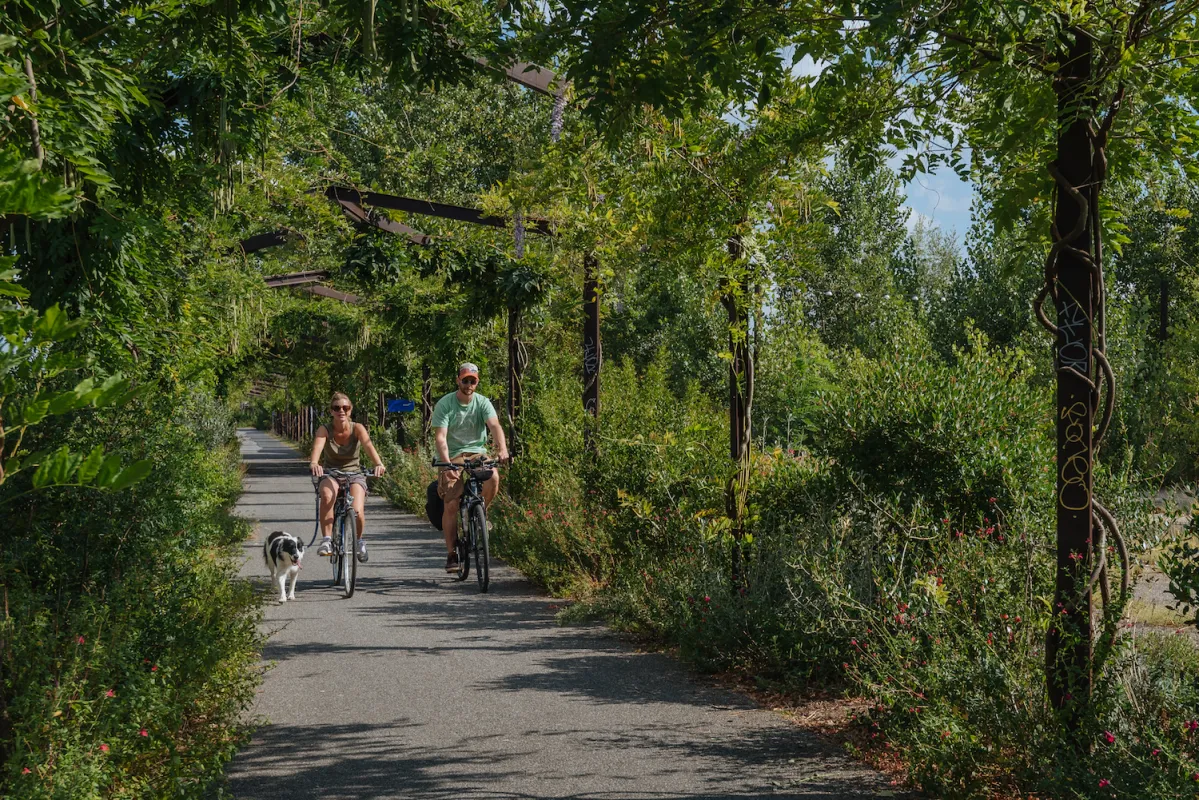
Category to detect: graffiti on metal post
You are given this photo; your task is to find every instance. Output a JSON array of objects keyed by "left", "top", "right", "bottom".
[
  {"left": 1057, "top": 297, "right": 1089, "bottom": 375},
  {"left": 1059, "top": 401, "right": 1090, "bottom": 511},
  {"left": 583, "top": 338, "right": 599, "bottom": 375}
]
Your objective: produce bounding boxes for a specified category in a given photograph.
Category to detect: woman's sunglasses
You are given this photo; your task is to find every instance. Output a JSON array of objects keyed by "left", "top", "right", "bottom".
[{"left": 331, "top": 405, "right": 352, "bottom": 412}]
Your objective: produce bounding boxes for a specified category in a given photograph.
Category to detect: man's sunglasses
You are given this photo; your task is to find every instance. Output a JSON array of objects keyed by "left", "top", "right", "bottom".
[
  {"left": 459, "top": 377, "right": 478, "bottom": 385},
  {"left": 331, "top": 405, "right": 352, "bottom": 412}
]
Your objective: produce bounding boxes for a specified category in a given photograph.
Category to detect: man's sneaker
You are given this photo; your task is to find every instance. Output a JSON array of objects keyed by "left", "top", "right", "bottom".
[
  {"left": 356, "top": 539, "right": 369, "bottom": 563},
  {"left": 445, "top": 552, "right": 460, "bottom": 573},
  {"left": 317, "top": 536, "right": 332, "bottom": 556}
]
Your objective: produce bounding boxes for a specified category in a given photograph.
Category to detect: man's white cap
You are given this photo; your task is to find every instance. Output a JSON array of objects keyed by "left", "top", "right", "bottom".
[{"left": 458, "top": 362, "right": 480, "bottom": 377}]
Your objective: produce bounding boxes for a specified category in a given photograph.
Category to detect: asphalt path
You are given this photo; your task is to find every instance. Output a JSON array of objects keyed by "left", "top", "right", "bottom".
[{"left": 227, "top": 428, "right": 899, "bottom": 799}]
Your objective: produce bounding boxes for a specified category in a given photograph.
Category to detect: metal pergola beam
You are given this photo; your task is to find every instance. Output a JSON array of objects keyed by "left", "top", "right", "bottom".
[
  {"left": 301, "top": 284, "right": 361, "bottom": 304},
  {"left": 336, "top": 199, "right": 432, "bottom": 246},
  {"left": 239, "top": 231, "right": 293, "bottom": 254},
  {"left": 263, "top": 269, "right": 331, "bottom": 288},
  {"left": 325, "top": 187, "right": 553, "bottom": 236},
  {"left": 473, "top": 56, "right": 559, "bottom": 96}
]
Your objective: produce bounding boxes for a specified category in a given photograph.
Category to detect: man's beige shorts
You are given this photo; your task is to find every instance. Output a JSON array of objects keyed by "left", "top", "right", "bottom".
[{"left": 437, "top": 453, "right": 496, "bottom": 503}]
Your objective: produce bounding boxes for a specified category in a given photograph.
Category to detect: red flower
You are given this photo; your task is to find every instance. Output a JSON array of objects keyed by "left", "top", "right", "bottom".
[
  {"left": 139, "top": 728, "right": 148, "bottom": 737},
  {"left": 150, "top": 665, "right": 158, "bottom": 672},
  {"left": 99, "top": 744, "right": 109, "bottom": 753},
  {"left": 1099, "top": 779, "right": 1110, "bottom": 787},
  {"left": 105, "top": 690, "right": 115, "bottom": 698},
  {"left": 22, "top": 768, "right": 31, "bottom": 774},
  {"left": 1103, "top": 731, "right": 1115, "bottom": 744},
  {"left": 76, "top": 635, "right": 85, "bottom": 645}
]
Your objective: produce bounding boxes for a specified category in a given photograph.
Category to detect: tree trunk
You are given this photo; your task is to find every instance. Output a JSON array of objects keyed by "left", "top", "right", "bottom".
[
  {"left": 582, "top": 253, "right": 601, "bottom": 456},
  {"left": 362, "top": 0, "right": 377, "bottom": 59},
  {"left": 1160, "top": 276, "right": 1169, "bottom": 341},
  {"left": 378, "top": 390, "right": 386, "bottom": 430},
  {"left": 1046, "top": 26, "right": 1095, "bottom": 732}
]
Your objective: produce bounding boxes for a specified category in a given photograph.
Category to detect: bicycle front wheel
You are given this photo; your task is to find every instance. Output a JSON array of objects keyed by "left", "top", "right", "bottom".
[
  {"left": 454, "top": 505, "right": 470, "bottom": 582},
  {"left": 471, "top": 503, "right": 490, "bottom": 593},
  {"left": 340, "top": 512, "right": 357, "bottom": 599},
  {"left": 330, "top": 513, "right": 342, "bottom": 585}
]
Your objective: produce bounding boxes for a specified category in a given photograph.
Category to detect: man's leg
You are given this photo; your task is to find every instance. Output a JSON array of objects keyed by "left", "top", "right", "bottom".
[
  {"left": 438, "top": 464, "right": 465, "bottom": 562},
  {"left": 442, "top": 498, "right": 460, "bottom": 553},
  {"left": 482, "top": 469, "right": 500, "bottom": 507}
]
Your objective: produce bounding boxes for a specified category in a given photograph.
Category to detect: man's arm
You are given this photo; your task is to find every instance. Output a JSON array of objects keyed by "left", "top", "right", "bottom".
[
  {"left": 434, "top": 427, "right": 452, "bottom": 464},
  {"left": 485, "top": 416, "right": 510, "bottom": 463}
]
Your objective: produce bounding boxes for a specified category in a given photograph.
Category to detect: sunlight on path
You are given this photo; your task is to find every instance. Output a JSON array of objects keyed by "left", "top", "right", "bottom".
[{"left": 225, "top": 428, "right": 901, "bottom": 800}]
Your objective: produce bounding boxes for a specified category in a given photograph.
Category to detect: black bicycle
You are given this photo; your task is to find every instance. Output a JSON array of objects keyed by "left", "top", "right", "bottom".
[
  {"left": 311, "top": 468, "right": 370, "bottom": 599},
  {"left": 433, "top": 456, "right": 497, "bottom": 593}
]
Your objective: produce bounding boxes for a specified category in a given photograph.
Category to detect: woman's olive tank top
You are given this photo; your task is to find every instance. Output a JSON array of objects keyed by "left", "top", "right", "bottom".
[{"left": 322, "top": 424, "right": 361, "bottom": 470}]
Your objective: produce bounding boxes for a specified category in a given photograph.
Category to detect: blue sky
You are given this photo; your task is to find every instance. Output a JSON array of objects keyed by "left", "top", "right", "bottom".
[
  {"left": 901, "top": 162, "right": 974, "bottom": 241},
  {"left": 788, "top": 54, "right": 976, "bottom": 243}
]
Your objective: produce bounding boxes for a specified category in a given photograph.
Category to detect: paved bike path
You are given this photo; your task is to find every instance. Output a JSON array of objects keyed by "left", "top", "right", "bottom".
[{"left": 227, "top": 428, "right": 899, "bottom": 799}]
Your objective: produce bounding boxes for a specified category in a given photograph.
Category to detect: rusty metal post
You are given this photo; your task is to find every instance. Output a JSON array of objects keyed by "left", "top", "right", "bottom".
[
  {"left": 1046, "top": 28, "right": 1095, "bottom": 732},
  {"left": 723, "top": 234, "right": 752, "bottom": 549},
  {"left": 507, "top": 304, "right": 526, "bottom": 457},
  {"left": 582, "top": 253, "right": 601, "bottom": 456},
  {"left": 421, "top": 363, "right": 432, "bottom": 442}
]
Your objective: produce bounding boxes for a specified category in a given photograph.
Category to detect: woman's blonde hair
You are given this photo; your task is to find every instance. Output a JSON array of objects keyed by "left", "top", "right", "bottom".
[{"left": 329, "top": 391, "right": 351, "bottom": 410}]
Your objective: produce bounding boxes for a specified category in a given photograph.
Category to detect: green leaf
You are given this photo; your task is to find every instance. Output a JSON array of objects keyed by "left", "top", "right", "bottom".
[
  {"left": 93, "top": 375, "right": 132, "bottom": 407},
  {"left": 32, "top": 446, "right": 79, "bottom": 488},
  {"left": 108, "top": 460, "right": 152, "bottom": 491},
  {"left": 76, "top": 445, "right": 106, "bottom": 485},
  {"left": 94, "top": 454, "right": 123, "bottom": 488},
  {"left": 21, "top": 398, "right": 50, "bottom": 425}
]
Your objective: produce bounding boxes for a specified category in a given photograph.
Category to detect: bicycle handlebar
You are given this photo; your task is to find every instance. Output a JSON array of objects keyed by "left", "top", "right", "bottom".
[{"left": 432, "top": 457, "right": 499, "bottom": 470}]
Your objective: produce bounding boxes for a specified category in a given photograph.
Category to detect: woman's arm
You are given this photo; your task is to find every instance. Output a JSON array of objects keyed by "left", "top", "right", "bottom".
[
  {"left": 356, "top": 423, "right": 387, "bottom": 477},
  {"left": 309, "top": 425, "right": 328, "bottom": 477}
]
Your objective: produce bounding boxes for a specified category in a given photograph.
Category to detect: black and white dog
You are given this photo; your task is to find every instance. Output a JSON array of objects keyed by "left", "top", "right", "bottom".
[{"left": 263, "top": 530, "right": 305, "bottom": 603}]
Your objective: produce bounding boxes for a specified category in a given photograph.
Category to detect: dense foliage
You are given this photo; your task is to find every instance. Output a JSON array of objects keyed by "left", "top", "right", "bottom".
[{"left": 7, "top": 0, "right": 1199, "bottom": 797}]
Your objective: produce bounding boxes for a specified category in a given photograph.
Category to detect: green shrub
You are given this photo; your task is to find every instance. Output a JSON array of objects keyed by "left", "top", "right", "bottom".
[{"left": 1, "top": 395, "right": 262, "bottom": 799}]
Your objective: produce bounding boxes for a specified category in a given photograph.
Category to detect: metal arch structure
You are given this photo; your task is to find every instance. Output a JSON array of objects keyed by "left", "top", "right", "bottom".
[{"left": 238, "top": 59, "right": 566, "bottom": 437}]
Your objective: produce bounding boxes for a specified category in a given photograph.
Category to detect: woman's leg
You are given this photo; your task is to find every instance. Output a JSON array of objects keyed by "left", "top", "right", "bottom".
[
  {"left": 318, "top": 478, "right": 337, "bottom": 543},
  {"left": 349, "top": 482, "right": 367, "bottom": 538}
]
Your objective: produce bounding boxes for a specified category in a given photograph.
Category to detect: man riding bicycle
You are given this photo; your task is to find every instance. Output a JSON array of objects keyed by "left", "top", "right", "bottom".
[
  {"left": 308, "top": 391, "right": 387, "bottom": 563},
  {"left": 433, "top": 363, "right": 510, "bottom": 573}
]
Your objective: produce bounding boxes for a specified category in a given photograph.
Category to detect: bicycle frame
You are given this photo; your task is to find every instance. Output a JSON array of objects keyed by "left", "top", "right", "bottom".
[
  {"left": 433, "top": 456, "right": 497, "bottom": 592},
  {"left": 311, "top": 469, "right": 368, "bottom": 598}
]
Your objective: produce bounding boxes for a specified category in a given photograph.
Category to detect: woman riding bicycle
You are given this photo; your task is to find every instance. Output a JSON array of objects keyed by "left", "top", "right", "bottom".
[{"left": 308, "top": 391, "right": 386, "bottom": 563}]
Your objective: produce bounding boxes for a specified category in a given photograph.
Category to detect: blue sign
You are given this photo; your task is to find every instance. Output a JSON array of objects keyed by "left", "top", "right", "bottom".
[{"left": 386, "top": 398, "right": 416, "bottom": 413}]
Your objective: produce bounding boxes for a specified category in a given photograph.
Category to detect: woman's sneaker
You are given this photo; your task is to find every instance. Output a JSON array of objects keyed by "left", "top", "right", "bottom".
[
  {"left": 317, "top": 536, "right": 332, "bottom": 556},
  {"left": 356, "top": 540, "right": 369, "bottom": 563}
]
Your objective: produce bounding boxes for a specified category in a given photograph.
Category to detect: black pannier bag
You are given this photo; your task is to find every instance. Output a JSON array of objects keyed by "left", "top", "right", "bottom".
[{"left": 425, "top": 480, "right": 444, "bottom": 530}]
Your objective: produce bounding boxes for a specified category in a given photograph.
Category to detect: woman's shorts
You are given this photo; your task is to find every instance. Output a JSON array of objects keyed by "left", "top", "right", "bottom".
[{"left": 319, "top": 473, "right": 368, "bottom": 495}]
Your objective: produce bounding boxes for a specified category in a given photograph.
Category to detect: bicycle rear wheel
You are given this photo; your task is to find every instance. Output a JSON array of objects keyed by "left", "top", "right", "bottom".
[
  {"left": 340, "top": 512, "right": 357, "bottom": 599},
  {"left": 471, "top": 503, "right": 489, "bottom": 593}
]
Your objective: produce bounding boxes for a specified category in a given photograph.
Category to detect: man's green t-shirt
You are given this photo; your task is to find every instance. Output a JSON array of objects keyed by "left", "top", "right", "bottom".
[{"left": 431, "top": 392, "right": 498, "bottom": 457}]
